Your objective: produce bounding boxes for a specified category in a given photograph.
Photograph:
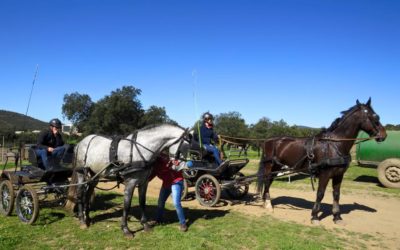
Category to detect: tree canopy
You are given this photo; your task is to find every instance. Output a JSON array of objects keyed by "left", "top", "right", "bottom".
[{"left": 62, "top": 85, "right": 175, "bottom": 136}]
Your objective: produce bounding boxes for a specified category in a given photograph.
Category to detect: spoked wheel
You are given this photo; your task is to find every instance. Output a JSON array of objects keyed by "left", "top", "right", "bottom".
[
  {"left": 181, "top": 179, "right": 189, "bottom": 201},
  {"left": 377, "top": 158, "right": 400, "bottom": 188},
  {"left": 0, "top": 180, "right": 15, "bottom": 216},
  {"left": 16, "top": 185, "right": 39, "bottom": 224},
  {"left": 195, "top": 174, "right": 221, "bottom": 207},
  {"left": 226, "top": 172, "right": 249, "bottom": 199}
]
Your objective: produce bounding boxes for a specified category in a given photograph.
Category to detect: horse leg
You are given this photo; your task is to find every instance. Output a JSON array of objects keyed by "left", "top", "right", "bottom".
[
  {"left": 138, "top": 182, "right": 151, "bottom": 232},
  {"left": 311, "top": 173, "right": 330, "bottom": 224},
  {"left": 332, "top": 174, "right": 345, "bottom": 225},
  {"left": 82, "top": 179, "right": 97, "bottom": 227},
  {"left": 75, "top": 170, "right": 89, "bottom": 229},
  {"left": 121, "top": 178, "right": 137, "bottom": 238},
  {"left": 263, "top": 178, "right": 274, "bottom": 211},
  {"left": 261, "top": 169, "right": 274, "bottom": 212}
]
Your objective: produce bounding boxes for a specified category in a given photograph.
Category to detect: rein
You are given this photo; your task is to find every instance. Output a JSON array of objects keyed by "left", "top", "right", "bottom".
[
  {"left": 221, "top": 135, "right": 377, "bottom": 143},
  {"left": 220, "top": 135, "right": 265, "bottom": 142},
  {"left": 320, "top": 136, "right": 378, "bottom": 142}
]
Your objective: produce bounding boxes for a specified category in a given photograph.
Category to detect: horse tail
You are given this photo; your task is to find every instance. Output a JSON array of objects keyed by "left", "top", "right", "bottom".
[
  {"left": 256, "top": 143, "right": 267, "bottom": 195},
  {"left": 65, "top": 143, "right": 80, "bottom": 213}
]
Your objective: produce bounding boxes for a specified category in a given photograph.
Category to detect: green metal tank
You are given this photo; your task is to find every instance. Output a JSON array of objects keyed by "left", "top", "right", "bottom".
[
  {"left": 356, "top": 130, "right": 400, "bottom": 188},
  {"left": 356, "top": 131, "right": 400, "bottom": 164}
]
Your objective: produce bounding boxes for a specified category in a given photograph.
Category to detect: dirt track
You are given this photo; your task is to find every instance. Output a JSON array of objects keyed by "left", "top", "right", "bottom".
[{"left": 100, "top": 178, "right": 400, "bottom": 249}]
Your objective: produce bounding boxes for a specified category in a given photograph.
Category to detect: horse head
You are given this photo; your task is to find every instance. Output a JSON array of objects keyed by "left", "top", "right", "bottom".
[
  {"left": 168, "top": 128, "right": 192, "bottom": 160},
  {"left": 355, "top": 98, "right": 387, "bottom": 142}
]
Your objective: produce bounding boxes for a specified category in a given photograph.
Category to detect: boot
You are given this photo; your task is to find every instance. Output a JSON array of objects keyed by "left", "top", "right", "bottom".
[{"left": 180, "top": 223, "right": 188, "bottom": 232}]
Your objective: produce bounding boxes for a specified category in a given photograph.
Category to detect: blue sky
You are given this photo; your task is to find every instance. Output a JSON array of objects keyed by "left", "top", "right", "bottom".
[{"left": 1, "top": 0, "right": 399, "bottom": 129}]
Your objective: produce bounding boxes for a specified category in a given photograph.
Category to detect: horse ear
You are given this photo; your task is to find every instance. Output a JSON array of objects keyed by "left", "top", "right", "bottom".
[
  {"left": 366, "top": 97, "right": 371, "bottom": 106},
  {"left": 356, "top": 99, "right": 361, "bottom": 105}
]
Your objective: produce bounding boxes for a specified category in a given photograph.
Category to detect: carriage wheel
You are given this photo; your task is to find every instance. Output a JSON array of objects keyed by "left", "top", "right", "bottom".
[
  {"left": 183, "top": 169, "right": 198, "bottom": 179},
  {"left": 226, "top": 172, "right": 249, "bottom": 199},
  {"left": 377, "top": 158, "right": 400, "bottom": 189},
  {"left": 0, "top": 180, "right": 15, "bottom": 216},
  {"left": 195, "top": 174, "right": 221, "bottom": 207},
  {"left": 181, "top": 179, "right": 189, "bottom": 201},
  {"left": 16, "top": 185, "right": 39, "bottom": 224}
]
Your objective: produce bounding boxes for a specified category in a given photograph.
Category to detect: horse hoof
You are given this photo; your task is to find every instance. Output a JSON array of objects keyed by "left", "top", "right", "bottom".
[
  {"left": 143, "top": 224, "right": 152, "bottom": 232},
  {"left": 311, "top": 219, "right": 320, "bottom": 225},
  {"left": 124, "top": 232, "right": 134, "bottom": 239},
  {"left": 263, "top": 203, "right": 274, "bottom": 212},
  {"left": 334, "top": 220, "right": 346, "bottom": 226},
  {"left": 80, "top": 223, "right": 88, "bottom": 229}
]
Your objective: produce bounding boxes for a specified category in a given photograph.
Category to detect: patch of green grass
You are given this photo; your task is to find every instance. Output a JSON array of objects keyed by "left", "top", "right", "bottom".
[
  {"left": 240, "top": 160, "right": 400, "bottom": 197},
  {"left": 0, "top": 162, "right": 20, "bottom": 170},
  {"left": 0, "top": 192, "right": 382, "bottom": 249}
]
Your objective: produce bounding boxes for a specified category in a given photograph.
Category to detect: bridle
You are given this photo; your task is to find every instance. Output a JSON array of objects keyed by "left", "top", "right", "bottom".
[
  {"left": 169, "top": 128, "right": 191, "bottom": 166},
  {"left": 322, "top": 105, "right": 382, "bottom": 142}
]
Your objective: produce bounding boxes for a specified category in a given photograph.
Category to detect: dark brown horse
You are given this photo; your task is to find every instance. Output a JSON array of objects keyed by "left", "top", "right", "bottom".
[{"left": 257, "top": 98, "right": 386, "bottom": 224}]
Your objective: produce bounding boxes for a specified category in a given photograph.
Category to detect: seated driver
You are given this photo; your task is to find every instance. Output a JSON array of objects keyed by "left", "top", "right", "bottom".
[
  {"left": 36, "top": 118, "right": 66, "bottom": 170},
  {"left": 194, "top": 112, "right": 222, "bottom": 166}
]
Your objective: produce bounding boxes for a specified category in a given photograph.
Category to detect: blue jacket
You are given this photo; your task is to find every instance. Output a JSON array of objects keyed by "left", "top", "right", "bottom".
[{"left": 195, "top": 124, "right": 218, "bottom": 145}]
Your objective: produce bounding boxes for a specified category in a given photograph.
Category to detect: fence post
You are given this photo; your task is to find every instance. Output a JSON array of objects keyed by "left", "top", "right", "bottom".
[{"left": 1, "top": 136, "right": 4, "bottom": 162}]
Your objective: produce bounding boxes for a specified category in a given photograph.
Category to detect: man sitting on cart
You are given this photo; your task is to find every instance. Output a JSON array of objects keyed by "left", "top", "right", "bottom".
[
  {"left": 36, "top": 118, "right": 66, "bottom": 170},
  {"left": 194, "top": 112, "right": 223, "bottom": 166}
]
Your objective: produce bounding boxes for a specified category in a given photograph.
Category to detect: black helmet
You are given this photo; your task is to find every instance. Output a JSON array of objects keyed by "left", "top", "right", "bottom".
[
  {"left": 49, "top": 118, "right": 62, "bottom": 129},
  {"left": 203, "top": 112, "right": 214, "bottom": 121}
]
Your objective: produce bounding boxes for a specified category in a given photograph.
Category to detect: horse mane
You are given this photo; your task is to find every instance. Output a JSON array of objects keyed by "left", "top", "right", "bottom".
[
  {"left": 317, "top": 104, "right": 360, "bottom": 136},
  {"left": 138, "top": 123, "right": 185, "bottom": 132}
]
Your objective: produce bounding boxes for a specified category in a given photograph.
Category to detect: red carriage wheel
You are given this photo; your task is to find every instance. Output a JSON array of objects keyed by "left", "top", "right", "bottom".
[{"left": 195, "top": 174, "right": 221, "bottom": 207}]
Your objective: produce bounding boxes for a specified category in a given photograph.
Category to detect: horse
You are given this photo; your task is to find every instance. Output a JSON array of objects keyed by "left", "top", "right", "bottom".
[
  {"left": 68, "top": 124, "right": 191, "bottom": 238},
  {"left": 257, "top": 98, "right": 387, "bottom": 224},
  {"left": 220, "top": 136, "right": 251, "bottom": 158}
]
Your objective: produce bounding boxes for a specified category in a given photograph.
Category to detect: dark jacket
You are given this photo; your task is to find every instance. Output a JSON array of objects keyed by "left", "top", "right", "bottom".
[
  {"left": 37, "top": 129, "right": 64, "bottom": 150},
  {"left": 195, "top": 124, "right": 219, "bottom": 145}
]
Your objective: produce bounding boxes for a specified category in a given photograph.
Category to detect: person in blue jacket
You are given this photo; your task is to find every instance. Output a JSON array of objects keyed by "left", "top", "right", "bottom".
[{"left": 195, "top": 112, "right": 222, "bottom": 165}]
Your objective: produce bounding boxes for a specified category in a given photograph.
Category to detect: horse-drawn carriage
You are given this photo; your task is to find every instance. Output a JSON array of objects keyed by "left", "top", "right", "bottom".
[
  {"left": 181, "top": 141, "right": 252, "bottom": 207},
  {"left": 0, "top": 100, "right": 389, "bottom": 236},
  {"left": 0, "top": 145, "right": 75, "bottom": 224}
]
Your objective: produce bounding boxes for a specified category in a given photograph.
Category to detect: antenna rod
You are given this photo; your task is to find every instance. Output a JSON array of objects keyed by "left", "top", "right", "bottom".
[{"left": 25, "top": 64, "right": 39, "bottom": 117}]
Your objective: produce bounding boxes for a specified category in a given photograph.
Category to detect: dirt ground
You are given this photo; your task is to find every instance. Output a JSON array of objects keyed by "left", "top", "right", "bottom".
[{"left": 99, "top": 178, "right": 400, "bottom": 249}]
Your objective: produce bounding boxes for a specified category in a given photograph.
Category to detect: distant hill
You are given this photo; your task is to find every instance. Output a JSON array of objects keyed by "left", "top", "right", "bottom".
[{"left": 0, "top": 110, "right": 47, "bottom": 132}]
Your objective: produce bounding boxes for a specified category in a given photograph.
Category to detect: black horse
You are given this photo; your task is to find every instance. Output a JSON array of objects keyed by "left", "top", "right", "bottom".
[{"left": 257, "top": 98, "right": 387, "bottom": 224}]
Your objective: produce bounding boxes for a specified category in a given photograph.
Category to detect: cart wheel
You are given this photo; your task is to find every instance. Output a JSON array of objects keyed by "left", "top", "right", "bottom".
[
  {"left": 226, "top": 172, "right": 249, "bottom": 199},
  {"left": 377, "top": 158, "right": 400, "bottom": 189},
  {"left": 183, "top": 169, "right": 198, "bottom": 178},
  {"left": 0, "top": 180, "right": 15, "bottom": 216},
  {"left": 16, "top": 186, "right": 39, "bottom": 224},
  {"left": 195, "top": 174, "right": 221, "bottom": 207},
  {"left": 181, "top": 179, "right": 189, "bottom": 201}
]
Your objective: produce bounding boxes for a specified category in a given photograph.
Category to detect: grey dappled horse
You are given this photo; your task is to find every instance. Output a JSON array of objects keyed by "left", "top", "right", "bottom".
[{"left": 70, "top": 124, "right": 190, "bottom": 238}]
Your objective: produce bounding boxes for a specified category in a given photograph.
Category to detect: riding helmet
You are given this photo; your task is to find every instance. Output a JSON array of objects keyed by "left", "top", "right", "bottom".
[
  {"left": 203, "top": 112, "right": 214, "bottom": 121},
  {"left": 49, "top": 118, "right": 62, "bottom": 129}
]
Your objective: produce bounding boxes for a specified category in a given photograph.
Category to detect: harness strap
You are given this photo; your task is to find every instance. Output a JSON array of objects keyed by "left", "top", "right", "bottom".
[
  {"left": 109, "top": 136, "right": 123, "bottom": 162},
  {"left": 83, "top": 135, "right": 98, "bottom": 166}
]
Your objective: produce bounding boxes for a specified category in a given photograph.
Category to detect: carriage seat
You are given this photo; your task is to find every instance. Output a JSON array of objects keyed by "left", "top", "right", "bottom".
[
  {"left": 28, "top": 146, "right": 46, "bottom": 170},
  {"left": 28, "top": 144, "right": 75, "bottom": 171},
  {"left": 189, "top": 140, "right": 216, "bottom": 162}
]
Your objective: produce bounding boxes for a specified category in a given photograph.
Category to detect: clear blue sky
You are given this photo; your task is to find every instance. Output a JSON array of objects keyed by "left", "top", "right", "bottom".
[{"left": 1, "top": 0, "right": 399, "bottom": 128}]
